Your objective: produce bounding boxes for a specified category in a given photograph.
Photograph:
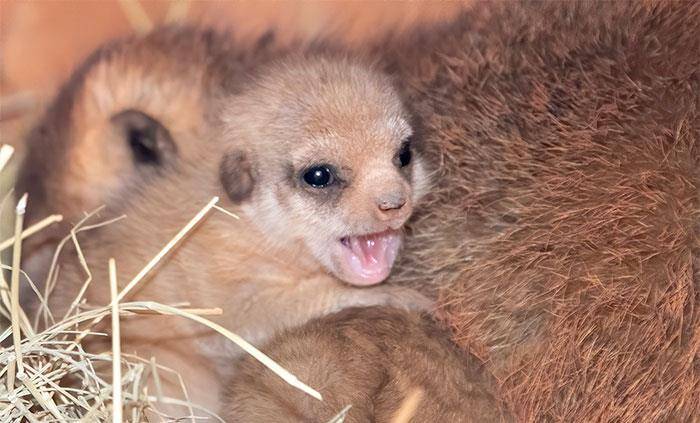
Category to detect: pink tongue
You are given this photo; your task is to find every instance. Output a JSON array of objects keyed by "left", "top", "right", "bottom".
[
  {"left": 350, "top": 235, "right": 384, "bottom": 267},
  {"left": 343, "top": 231, "right": 401, "bottom": 285}
]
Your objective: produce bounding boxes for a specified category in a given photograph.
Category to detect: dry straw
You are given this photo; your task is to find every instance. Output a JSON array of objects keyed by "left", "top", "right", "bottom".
[{"left": 0, "top": 144, "right": 329, "bottom": 422}]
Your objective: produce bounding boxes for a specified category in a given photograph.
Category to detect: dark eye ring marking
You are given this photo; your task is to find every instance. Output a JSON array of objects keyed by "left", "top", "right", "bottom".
[
  {"left": 396, "top": 140, "right": 412, "bottom": 168},
  {"left": 302, "top": 165, "right": 335, "bottom": 188}
]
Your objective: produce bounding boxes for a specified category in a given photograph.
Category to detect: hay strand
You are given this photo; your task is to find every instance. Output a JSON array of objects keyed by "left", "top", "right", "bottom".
[
  {"left": 213, "top": 204, "right": 240, "bottom": 220},
  {"left": 0, "top": 144, "right": 15, "bottom": 171},
  {"left": 10, "top": 193, "right": 28, "bottom": 378},
  {"left": 116, "top": 196, "right": 220, "bottom": 304},
  {"left": 0, "top": 214, "right": 63, "bottom": 252},
  {"left": 327, "top": 405, "right": 352, "bottom": 423},
  {"left": 164, "top": 0, "right": 190, "bottom": 23},
  {"left": 117, "top": 0, "right": 153, "bottom": 33},
  {"left": 133, "top": 301, "right": 323, "bottom": 401},
  {"left": 108, "top": 259, "right": 122, "bottom": 423},
  {"left": 390, "top": 387, "right": 424, "bottom": 423}
]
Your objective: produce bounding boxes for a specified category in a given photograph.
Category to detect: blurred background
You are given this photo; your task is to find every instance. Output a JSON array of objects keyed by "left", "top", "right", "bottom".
[{"left": 1, "top": 1, "right": 466, "bottom": 154}]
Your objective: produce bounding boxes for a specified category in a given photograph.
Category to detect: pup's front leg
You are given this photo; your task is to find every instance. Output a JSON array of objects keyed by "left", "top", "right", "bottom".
[
  {"left": 227, "top": 273, "right": 432, "bottom": 348},
  {"left": 225, "top": 306, "right": 510, "bottom": 422}
]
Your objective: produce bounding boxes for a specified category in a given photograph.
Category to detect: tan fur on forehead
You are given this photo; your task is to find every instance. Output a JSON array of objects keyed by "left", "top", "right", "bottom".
[
  {"left": 227, "top": 55, "right": 412, "bottom": 148},
  {"left": 75, "top": 51, "right": 207, "bottom": 148}
]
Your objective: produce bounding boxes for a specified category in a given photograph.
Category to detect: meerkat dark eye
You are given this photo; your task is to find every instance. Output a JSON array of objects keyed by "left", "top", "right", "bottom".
[
  {"left": 302, "top": 165, "right": 334, "bottom": 188},
  {"left": 396, "top": 141, "right": 412, "bottom": 168}
]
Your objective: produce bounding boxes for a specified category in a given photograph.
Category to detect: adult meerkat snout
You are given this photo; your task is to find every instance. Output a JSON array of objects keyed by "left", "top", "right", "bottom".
[{"left": 219, "top": 56, "right": 429, "bottom": 286}]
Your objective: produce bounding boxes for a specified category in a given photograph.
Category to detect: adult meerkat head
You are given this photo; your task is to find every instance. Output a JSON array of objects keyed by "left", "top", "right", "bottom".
[{"left": 219, "top": 56, "right": 429, "bottom": 286}]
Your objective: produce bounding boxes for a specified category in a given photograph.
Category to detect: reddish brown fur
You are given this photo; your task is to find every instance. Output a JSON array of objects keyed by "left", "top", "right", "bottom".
[
  {"left": 227, "top": 306, "right": 507, "bottom": 422},
  {"left": 380, "top": 1, "right": 700, "bottom": 420}
]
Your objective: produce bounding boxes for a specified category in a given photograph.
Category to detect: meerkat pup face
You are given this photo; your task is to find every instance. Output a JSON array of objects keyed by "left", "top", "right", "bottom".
[{"left": 220, "top": 56, "right": 429, "bottom": 286}]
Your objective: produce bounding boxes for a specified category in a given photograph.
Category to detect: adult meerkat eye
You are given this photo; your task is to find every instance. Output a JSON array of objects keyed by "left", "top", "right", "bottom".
[
  {"left": 302, "top": 165, "right": 334, "bottom": 188},
  {"left": 396, "top": 141, "right": 412, "bottom": 168}
]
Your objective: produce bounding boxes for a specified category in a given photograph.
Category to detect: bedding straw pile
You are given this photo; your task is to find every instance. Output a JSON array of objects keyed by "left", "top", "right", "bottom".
[{"left": 0, "top": 144, "right": 337, "bottom": 422}]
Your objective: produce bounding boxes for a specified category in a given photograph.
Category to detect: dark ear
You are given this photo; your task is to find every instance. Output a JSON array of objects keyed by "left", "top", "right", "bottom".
[
  {"left": 111, "top": 109, "right": 176, "bottom": 166},
  {"left": 220, "top": 150, "right": 255, "bottom": 203}
]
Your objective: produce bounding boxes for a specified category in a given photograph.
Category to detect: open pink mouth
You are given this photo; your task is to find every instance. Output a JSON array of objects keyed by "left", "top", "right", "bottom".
[{"left": 339, "top": 230, "right": 402, "bottom": 286}]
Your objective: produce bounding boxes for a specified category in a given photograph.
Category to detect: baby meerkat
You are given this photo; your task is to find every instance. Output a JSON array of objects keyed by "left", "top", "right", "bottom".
[{"left": 20, "top": 30, "right": 431, "bottom": 416}]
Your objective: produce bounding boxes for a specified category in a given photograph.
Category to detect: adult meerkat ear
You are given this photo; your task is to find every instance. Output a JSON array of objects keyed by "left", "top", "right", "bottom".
[
  {"left": 111, "top": 109, "right": 176, "bottom": 167},
  {"left": 220, "top": 150, "right": 256, "bottom": 203},
  {"left": 17, "top": 108, "right": 179, "bottom": 289}
]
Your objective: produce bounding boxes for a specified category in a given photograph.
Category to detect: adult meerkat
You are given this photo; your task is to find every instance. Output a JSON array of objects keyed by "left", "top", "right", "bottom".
[
  {"left": 375, "top": 1, "right": 700, "bottom": 420},
  {"left": 18, "top": 29, "right": 441, "bottom": 416}
]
